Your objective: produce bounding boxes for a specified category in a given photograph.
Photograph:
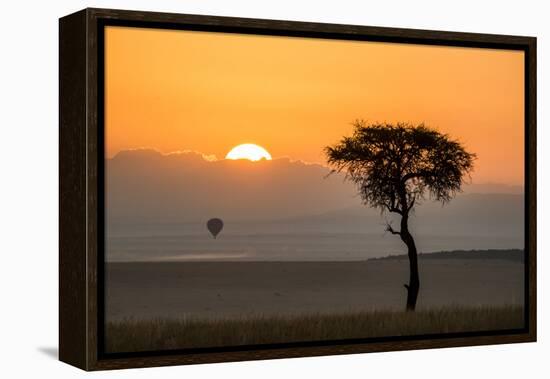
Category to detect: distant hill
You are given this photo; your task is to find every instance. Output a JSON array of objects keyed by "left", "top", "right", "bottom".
[
  {"left": 106, "top": 149, "right": 358, "bottom": 223},
  {"left": 276, "top": 192, "right": 524, "bottom": 236},
  {"left": 107, "top": 149, "right": 524, "bottom": 226},
  {"left": 371, "top": 249, "right": 524, "bottom": 263}
]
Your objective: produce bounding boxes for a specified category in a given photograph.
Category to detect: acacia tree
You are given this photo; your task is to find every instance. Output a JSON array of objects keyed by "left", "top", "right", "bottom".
[{"left": 325, "top": 121, "right": 475, "bottom": 311}]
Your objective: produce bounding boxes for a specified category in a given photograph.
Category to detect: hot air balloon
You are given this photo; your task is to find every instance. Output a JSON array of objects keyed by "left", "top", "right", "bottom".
[{"left": 207, "top": 218, "right": 224, "bottom": 239}]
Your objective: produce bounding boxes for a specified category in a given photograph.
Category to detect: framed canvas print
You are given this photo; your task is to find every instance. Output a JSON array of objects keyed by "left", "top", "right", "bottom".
[{"left": 59, "top": 8, "right": 536, "bottom": 371}]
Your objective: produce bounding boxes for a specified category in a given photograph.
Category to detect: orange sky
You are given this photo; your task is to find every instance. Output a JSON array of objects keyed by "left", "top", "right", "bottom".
[{"left": 105, "top": 26, "right": 524, "bottom": 186}]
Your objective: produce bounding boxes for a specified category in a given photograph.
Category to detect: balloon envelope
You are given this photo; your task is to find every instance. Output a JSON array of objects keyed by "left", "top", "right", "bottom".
[{"left": 207, "top": 218, "right": 224, "bottom": 238}]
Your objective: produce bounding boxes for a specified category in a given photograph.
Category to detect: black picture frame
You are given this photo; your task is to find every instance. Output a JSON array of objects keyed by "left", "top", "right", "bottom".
[{"left": 59, "top": 7, "right": 536, "bottom": 371}]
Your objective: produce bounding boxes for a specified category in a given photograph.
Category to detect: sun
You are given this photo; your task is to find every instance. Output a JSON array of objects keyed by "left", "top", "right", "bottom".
[{"left": 225, "top": 144, "right": 272, "bottom": 161}]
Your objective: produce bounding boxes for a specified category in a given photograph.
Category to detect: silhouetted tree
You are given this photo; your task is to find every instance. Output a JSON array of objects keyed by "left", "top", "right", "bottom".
[{"left": 325, "top": 121, "right": 475, "bottom": 311}]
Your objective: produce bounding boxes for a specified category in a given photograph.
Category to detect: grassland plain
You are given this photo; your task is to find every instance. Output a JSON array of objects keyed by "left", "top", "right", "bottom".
[
  {"left": 106, "top": 257, "right": 524, "bottom": 321},
  {"left": 105, "top": 305, "right": 523, "bottom": 353}
]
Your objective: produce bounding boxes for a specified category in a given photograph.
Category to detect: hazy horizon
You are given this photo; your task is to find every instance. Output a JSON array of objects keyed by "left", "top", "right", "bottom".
[{"left": 105, "top": 149, "right": 524, "bottom": 262}]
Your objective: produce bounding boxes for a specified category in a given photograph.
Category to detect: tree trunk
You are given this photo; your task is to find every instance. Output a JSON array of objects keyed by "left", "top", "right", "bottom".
[{"left": 400, "top": 214, "right": 420, "bottom": 311}]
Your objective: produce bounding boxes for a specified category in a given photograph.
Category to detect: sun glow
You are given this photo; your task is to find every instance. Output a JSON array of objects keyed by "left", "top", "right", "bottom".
[{"left": 225, "top": 144, "right": 272, "bottom": 161}]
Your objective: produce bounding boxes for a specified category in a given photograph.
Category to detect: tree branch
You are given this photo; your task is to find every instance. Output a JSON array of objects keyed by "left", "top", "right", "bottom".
[
  {"left": 386, "top": 223, "right": 401, "bottom": 235},
  {"left": 385, "top": 204, "right": 403, "bottom": 215},
  {"left": 401, "top": 171, "right": 426, "bottom": 184},
  {"left": 407, "top": 196, "right": 416, "bottom": 211}
]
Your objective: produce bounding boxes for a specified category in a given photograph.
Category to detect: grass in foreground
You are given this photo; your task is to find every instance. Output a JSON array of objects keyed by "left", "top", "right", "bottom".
[{"left": 106, "top": 305, "right": 523, "bottom": 353}]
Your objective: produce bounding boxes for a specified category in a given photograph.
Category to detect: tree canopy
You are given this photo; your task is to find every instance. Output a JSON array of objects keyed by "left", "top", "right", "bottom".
[{"left": 325, "top": 121, "right": 476, "bottom": 216}]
